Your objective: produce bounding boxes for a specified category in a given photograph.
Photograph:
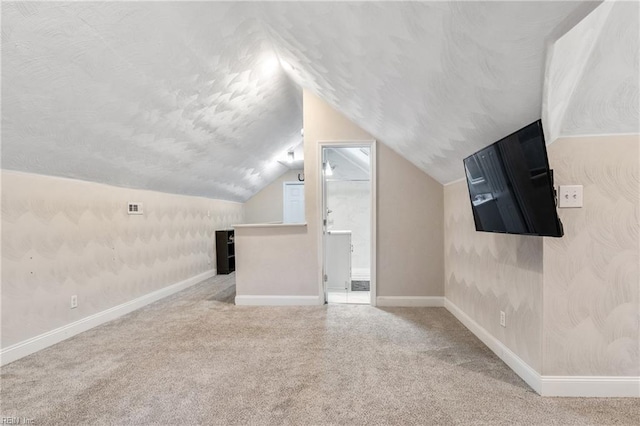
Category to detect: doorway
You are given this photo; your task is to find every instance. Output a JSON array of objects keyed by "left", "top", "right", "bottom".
[
  {"left": 320, "top": 142, "right": 376, "bottom": 305},
  {"left": 283, "top": 181, "right": 305, "bottom": 223}
]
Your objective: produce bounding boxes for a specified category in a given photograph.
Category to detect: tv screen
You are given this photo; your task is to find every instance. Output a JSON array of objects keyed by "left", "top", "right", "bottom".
[{"left": 463, "top": 120, "right": 563, "bottom": 237}]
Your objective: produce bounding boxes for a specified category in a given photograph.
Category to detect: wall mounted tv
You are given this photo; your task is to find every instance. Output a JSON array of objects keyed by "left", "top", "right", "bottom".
[{"left": 463, "top": 120, "right": 563, "bottom": 237}]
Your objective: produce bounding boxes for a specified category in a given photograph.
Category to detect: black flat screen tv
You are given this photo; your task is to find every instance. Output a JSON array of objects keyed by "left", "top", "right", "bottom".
[{"left": 463, "top": 120, "right": 563, "bottom": 237}]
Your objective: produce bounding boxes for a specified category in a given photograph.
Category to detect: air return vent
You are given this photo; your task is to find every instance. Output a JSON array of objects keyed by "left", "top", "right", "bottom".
[{"left": 127, "top": 202, "right": 143, "bottom": 215}]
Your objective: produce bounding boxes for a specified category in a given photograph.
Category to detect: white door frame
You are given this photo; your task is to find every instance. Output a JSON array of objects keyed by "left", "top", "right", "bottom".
[{"left": 317, "top": 140, "right": 377, "bottom": 306}]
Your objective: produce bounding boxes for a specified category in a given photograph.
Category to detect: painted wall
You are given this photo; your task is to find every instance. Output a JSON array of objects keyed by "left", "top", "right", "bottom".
[
  {"left": 326, "top": 180, "right": 370, "bottom": 277},
  {"left": 444, "top": 181, "right": 544, "bottom": 372},
  {"left": 303, "top": 90, "right": 374, "bottom": 300},
  {"left": 304, "top": 90, "right": 444, "bottom": 299},
  {"left": 234, "top": 225, "right": 317, "bottom": 298},
  {"left": 377, "top": 142, "right": 444, "bottom": 297},
  {"left": 444, "top": 2, "right": 639, "bottom": 381},
  {"left": 244, "top": 169, "right": 303, "bottom": 224},
  {"left": 1, "top": 171, "right": 244, "bottom": 348},
  {"left": 444, "top": 135, "right": 640, "bottom": 376},
  {"left": 543, "top": 135, "right": 639, "bottom": 376}
]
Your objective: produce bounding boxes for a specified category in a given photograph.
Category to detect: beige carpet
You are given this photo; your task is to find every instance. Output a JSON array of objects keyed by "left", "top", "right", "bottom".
[{"left": 1, "top": 274, "right": 637, "bottom": 425}]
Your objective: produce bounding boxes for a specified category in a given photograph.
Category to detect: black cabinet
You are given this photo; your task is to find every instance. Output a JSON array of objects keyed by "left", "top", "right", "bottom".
[{"left": 215, "top": 230, "right": 235, "bottom": 274}]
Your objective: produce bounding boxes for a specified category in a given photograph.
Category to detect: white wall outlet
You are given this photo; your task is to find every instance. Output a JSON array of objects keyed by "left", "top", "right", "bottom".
[
  {"left": 500, "top": 311, "right": 506, "bottom": 328},
  {"left": 558, "top": 185, "right": 583, "bottom": 208},
  {"left": 70, "top": 295, "right": 78, "bottom": 309},
  {"left": 127, "top": 202, "right": 143, "bottom": 215}
]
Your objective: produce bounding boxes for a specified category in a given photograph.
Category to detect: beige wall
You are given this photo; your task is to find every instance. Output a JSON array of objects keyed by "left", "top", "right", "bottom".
[
  {"left": 1, "top": 171, "right": 243, "bottom": 347},
  {"left": 543, "top": 135, "right": 639, "bottom": 376},
  {"left": 444, "top": 180, "right": 544, "bottom": 372},
  {"left": 239, "top": 90, "right": 446, "bottom": 302},
  {"left": 304, "top": 90, "right": 444, "bottom": 299},
  {"left": 302, "top": 90, "right": 374, "bottom": 299},
  {"left": 244, "top": 169, "right": 303, "bottom": 224},
  {"left": 444, "top": 134, "right": 640, "bottom": 376},
  {"left": 234, "top": 225, "right": 317, "bottom": 297},
  {"left": 377, "top": 142, "right": 444, "bottom": 297}
]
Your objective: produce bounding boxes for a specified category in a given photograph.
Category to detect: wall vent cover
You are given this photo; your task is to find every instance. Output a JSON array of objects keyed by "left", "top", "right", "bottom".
[{"left": 127, "top": 202, "right": 143, "bottom": 215}]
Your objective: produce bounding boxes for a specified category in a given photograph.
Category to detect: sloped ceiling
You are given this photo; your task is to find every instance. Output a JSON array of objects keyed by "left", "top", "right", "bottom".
[
  {"left": 3, "top": 1, "right": 608, "bottom": 201},
  {"left": 544, "top": 0, "right": 639, "bottom": 142},
  {"left": 263, "top": 1, "right": 602, "bottom": 183},
  {"left": 2, "top": 2, "right": 302, "bottom": 202}
]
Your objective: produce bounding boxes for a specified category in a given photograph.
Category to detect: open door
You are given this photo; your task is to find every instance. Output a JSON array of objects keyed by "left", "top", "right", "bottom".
[{"left": 320, "top": 142, "right": 375, "bottom": 305}]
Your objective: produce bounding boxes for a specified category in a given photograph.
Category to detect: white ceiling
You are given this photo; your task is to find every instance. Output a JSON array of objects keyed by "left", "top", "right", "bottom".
[
  {"left": 544, "top": 0, "right": 639, "bottom": 142},
  {"left": 4, "top": 1, "right": 622, "bottom": 202},
  {"left": 2, "top": 2, "right": 302, "bottom": 201},
  {"left": 326, "top": 147, "right": 371, "bottom": 182}
]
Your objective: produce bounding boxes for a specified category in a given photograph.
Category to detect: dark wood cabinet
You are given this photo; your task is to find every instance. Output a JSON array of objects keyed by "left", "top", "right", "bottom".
[{"left": 215, "top": 229, "right": 235, "bottom": 274}]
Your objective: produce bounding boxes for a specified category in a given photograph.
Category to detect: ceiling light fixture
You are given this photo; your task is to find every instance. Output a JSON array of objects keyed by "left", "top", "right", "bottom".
[
  {"left": 287, "top": 151, "right": 295, "bottom": 163},
  {"left": 262, "top": 56, "right": 280, "bottom": 77},
  {"left": 324, "top": 161, "right": 333, "bottom": 176}
]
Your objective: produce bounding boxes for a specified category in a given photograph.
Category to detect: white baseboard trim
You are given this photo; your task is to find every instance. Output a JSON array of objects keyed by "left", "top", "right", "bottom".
[
  {"left": 376, "top": 296, "right": 444, "bottom": 307},
  {"left": 235, "top": 295, "right": 321, "bottom": 306},
  {"left": 444, "top": 298, "right": 542, "bottom": 394},
  {"left": 351, "top": 268, "right": 370, "bottom": 281},
  {"left": 541, "top": 376, "right": 640, "bottom": 398},
  {"left": 0, "top": 269, "right": 216, "bottom": 367},
  {"left": 444, "top": 298, "right": 640, "bottom": 397}
]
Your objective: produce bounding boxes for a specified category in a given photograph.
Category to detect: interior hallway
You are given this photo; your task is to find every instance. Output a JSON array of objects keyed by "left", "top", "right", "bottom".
[{"left": 1, "top": 274, "right": 637, "bottom": 425}]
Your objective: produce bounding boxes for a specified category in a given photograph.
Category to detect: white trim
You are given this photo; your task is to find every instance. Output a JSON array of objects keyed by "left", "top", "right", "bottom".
[
  {"left": 541, "top": 376, "right": 640, "bottom": 398},
  {"left": 376, "top": 296, "right": 444, "bottom": 307},
  {"left": 443, "top": 176, "right": 466, "bottom": 187},
  {"left": 444, "top": 298, "right": 542, "bottom": 394},
  {"left": 0, "top": 270, "right": 216, "bottom": 366},
  {"left": 234, "top": 295, "right": 321, "bottom": 306},
  {"left": 555, "top": 132, "right": 640, "bottom": 140},
  {"left": 317, "top": 140, "right": 377, "bottom": 307},
  {"left": 445, "top": 298, "right": 640, "bottom": 397},
  {"left": 370, "top": 141, "right": 377, "bottom": 307}
]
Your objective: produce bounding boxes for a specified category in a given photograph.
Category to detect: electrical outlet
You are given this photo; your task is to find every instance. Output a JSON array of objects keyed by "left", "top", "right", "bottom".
[
  {"left": 558, "top": 185, "right": 583, "bottom": 208},
  {"left": 500, "top": 311, "right": 506, "bottom": 327},
  {"left": 71, "top": 295, "right": 78, "bottom": 309}
]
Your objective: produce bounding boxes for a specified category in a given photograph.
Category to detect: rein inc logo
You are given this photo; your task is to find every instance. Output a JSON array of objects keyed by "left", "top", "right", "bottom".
[{"left": 1, "top": 418, "right": 35, "bottom": 425}]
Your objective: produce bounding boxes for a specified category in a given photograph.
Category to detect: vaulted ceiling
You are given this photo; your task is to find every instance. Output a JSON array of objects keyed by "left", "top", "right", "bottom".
[{"left": 5, "top": 1, "right": 629, "bottom": 203}]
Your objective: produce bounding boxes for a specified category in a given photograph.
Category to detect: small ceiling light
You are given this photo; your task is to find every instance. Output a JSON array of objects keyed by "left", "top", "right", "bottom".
[
  {"left": 324, "top": 161, "right": 333, "bottom": 176},
  {"left": 287, "top": 151, "right": 295, "bottom": 163},
  {"left": 262, "top": 56, "right": 280, "bottom": 77}
]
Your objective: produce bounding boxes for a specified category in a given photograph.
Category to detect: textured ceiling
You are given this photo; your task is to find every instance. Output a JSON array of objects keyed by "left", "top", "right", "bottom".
[
  {"left": 3, "top": 1, "right": 617, "bottom": 201},
  {"left": 544, "top": 0, "right": 639, "bottom": 142},
  {"left": 263, "top": 1, "right": 603, "bottom": 183},
  {"left": 2, "top": 2, "right": 302, "bottom": 201}
]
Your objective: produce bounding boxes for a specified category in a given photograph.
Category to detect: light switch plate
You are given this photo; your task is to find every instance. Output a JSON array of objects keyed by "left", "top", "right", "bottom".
[{"left": 558, "top": 185, "right": 583, "bottom": 208}]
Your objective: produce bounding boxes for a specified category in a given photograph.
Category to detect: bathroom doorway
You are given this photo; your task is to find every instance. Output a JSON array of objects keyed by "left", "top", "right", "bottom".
[{"left": 320, "top": 142, "right": 376, "bottom": 305}]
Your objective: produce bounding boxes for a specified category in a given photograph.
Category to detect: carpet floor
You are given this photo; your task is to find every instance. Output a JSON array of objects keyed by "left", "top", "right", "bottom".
[{"left": 1, "top": 274, "right": 638, "bottom": 425}]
